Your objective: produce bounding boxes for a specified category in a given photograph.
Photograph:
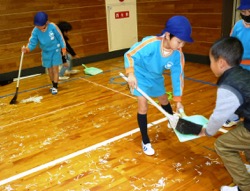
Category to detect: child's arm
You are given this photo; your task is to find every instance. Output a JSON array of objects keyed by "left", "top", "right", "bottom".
[
  {"left": 53, "top": 23, "right": 67, "bottom": 55},
  {"left": 170, "top": 51, "right": 185, "bottom": 106},
  {"left": 25, "top": 29, "right": 39, "bottom": 53},
  {"left": 124, "top": 37, "right": 157, "bottom": 90},
  {"left": 124, "top": 50, "right": 137, "bottom": 89},
  {"left": 66, "top": 41, "right": 76, "bottom": 56},
  {"left": 124, "top": 37, "right": 154, "bottom": 75},
  {"left": 124, "top": 42, "right": 144, "bottom": 89},
  {"left": 204, "top": 87, "right": 242, "bottom": 136}
]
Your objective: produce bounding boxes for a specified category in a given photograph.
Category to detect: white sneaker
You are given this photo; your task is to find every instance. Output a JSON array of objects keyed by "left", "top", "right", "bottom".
[
  {"left": 59, "top": 76, "right": 69, "bottom": 80},
  {"left": 68, "top": 69, "right": 80, "bottom": 74},
  {"left": 220, "top": 186, "right": 238, "bottom": 191},
  {"left": 50, "top": 87, "right": 58, "bottom": 95},
  {"left": 142, "top": 142, "right": 155, "bottom": 155},
  {"left": 223, "top": 118, "right": 240, "bottom": 128}
]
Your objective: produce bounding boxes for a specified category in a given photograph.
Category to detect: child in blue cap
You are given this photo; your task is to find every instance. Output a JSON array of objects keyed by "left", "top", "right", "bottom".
[
  {"left": 22, "top": 11, "right": 66, "bottom": 95},
  {"left": 199, "top": 37, "right": 250, "bottom": 191},
  {"left": 124, "top": 15, "right": 193, "bottom": 155},
  {"left": 223, "top": 0, "right": 250, "bottom": 127}
]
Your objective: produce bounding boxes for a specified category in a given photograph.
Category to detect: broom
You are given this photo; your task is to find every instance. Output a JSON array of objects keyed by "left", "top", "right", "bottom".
[
  {"left": 119, "top": 73, "right": 203, "bottom": 135},
  {"left": 10, "top": 50, "right": 24, "bottom": 105}
]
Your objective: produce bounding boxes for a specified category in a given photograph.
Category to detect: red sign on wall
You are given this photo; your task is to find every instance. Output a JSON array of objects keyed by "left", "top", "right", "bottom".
[{"left": 115, "top": 11, "right": 129, "bottom": 19}]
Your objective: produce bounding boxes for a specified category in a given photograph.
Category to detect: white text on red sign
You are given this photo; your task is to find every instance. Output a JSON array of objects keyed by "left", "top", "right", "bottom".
[{"left": 115, "top": 11, "right": 129, "bottom": 19}]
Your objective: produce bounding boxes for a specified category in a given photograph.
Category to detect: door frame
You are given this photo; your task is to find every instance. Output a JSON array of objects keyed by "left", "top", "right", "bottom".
[{"left": 221, "top": 0, "right": 235, "bottom": 37}]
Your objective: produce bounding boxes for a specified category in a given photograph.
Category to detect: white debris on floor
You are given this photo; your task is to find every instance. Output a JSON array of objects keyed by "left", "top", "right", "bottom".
[{"left": 21, "top": 96, "right": 43, "bottom": 103}]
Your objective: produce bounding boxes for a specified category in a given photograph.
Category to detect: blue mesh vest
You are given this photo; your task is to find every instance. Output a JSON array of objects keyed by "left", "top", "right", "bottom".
[{"left": 217, "top": 66, "right": 250, "bottom": 131}]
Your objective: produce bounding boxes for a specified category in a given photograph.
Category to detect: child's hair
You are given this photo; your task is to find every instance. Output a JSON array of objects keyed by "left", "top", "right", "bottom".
[
  {"left": 210, "top": 37, "right": 243, "bottom": 67},
  {"left": 57, "top": 21, "right": 72, "bottom": 33}
]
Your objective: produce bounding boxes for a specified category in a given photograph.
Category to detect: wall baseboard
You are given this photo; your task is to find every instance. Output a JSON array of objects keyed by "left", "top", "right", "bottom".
[
  {"left": 185, "top": 53, "right": 210, "bottom": 65},
  {"left": 0, "top": 49, "right": 209, "bottom": 84},
  {"left": 72, "top": 48, "right": 129, "bottom": 66}
]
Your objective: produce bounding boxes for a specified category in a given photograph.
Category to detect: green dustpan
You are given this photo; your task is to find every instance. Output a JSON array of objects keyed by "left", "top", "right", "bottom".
[
  {"left": 82, "top": 64, "right": 103, "bottom": 75},
  {"left": 174, "top": 109, "right": 209, "bottom": 142}
]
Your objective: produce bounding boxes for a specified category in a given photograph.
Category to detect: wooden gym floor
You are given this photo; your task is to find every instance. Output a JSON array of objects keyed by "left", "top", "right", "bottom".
[{"left": 0, "top": 57, "right": 233, "bottom": 190}]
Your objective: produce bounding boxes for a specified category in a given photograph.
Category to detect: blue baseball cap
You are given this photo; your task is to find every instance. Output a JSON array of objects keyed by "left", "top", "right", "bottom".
[
  {"left": 34, "top": 12, "right": 48, "bottom": 26},
  {"left": 238, "top": 0, "right": 250, "bottom": 10},
  {"left": 161, "top": 16, "right": 193, "bottom": 43}
]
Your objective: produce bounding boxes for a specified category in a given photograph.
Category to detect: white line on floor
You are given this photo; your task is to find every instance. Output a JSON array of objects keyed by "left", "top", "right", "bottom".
[
  {"left": 80, "top": 77, "right": 135, "bottom": 99},
  {"left": 1, "top": 76, "right": 226, "bottom": 186},
  {"left": 0, "top": 76, "right": 135, "bottom": 130},
  {"left": 0, "top": 102, "right": 86, "bottom": 129},
  {"left": 0, "top": 117, "right": 167, "bottom": 186}
]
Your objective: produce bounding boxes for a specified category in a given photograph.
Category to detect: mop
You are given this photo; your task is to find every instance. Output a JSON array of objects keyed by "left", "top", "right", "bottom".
[
  {"left": 10, "top": 50, "right": 24, "bottom": 104},
  {"left": 179, "top": 108, "right": 228, "bottom": 134},
  {"left": 119, "top": 73, "right": 204, "bottom": 138}
]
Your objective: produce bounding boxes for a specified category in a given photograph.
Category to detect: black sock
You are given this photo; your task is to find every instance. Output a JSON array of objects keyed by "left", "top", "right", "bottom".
[
  {"left": 137, "top": 113, "right": 149, "bottom": 144},
  {"left": 161, "top": 103, "right": 173, "bottom": 114},
  {"left": 52, "top": 81, "right": 58, "bottom": 89}
]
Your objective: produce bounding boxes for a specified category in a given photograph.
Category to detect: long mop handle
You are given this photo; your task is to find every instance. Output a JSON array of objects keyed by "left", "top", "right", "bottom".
[
  {"left": 119, "top": 73, "right": 175, "bottom": 121},
  {"left": 10, "top": 48, "right": 25, "bottom": 104},
  {"left": 16, "top": 51, "right": 24, "bottom": 88}
]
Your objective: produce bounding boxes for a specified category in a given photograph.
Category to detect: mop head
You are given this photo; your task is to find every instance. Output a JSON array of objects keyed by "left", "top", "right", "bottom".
[{"left": 175, "top": 118, "right": 203, "bottom": 135}]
